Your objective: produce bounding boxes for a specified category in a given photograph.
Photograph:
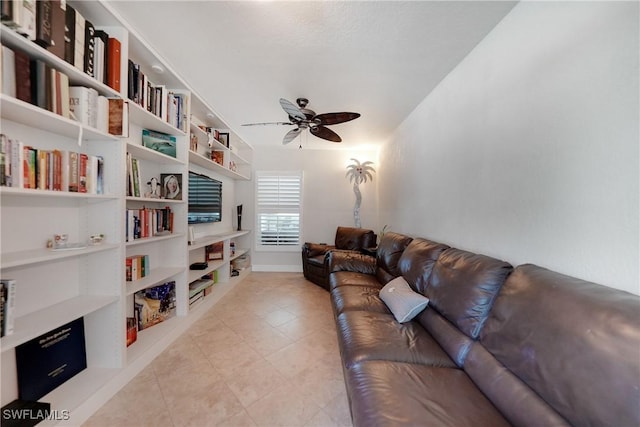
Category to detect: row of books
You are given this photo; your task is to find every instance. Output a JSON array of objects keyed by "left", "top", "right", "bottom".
[
  {"left": 125, "top": 206, "right": 174, "bottom": 242},
  {"left": 1, "top": 44, "right": 128, "bottom": 136},
  {"left": 125, "top": 254, "right": 150, "bottom": 282},
  {"left": 0, "top": 134, "right": 104, "bottom": 193},
  {"left": 189, "top": 272, "right": 217, "bottom": 308},
  {"left": 0, "top": 279, "right": 16, "bottom": 337},
  {"left": 128, "top": 61, "right": 187, "bottom": 132},
  {"left": 1, "top": 0, "right": 121, "bottom": 91}
]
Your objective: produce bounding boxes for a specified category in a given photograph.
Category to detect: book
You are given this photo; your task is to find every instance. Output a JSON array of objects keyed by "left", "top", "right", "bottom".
[
  {"left": 93, "top": 29, "right": 109, "bottom": 85},
  {"left": 15, "top": 318, "right": 87, "bottom": 401},
  {"left": 48, "top": 0, "right": 66, "bottom": 60},
  {"left": 107, "top": 37, "right": 121, "bottom": 91},
  {"left": 78, "top": 152, "right": 87, "bottom": 192},
  {"left": 142, "top": 129, "right": 176, "bottom": 158},
  {"left": 96, "top": 95, "right": 109, "bottom": 133},
  {"left": 84, "top": 20, "right": 95, "bottom": 77},
  {"left": 63, "top": 4, "right": 75, "bottom": 65},
  {"left": 108, "top": 98, "right": 128, "bottom": 137},
  {"left": 73, "top": 7, "right": 85, "bottom": 71},
  {"left": 69, "top": 86, "right": 98, "bottom": 128},
  {"left": 134, "top": 282, "right": 176, "bottom": 331},
  {"left": 13, "top": 48, "right": 31, "bottom": 104},
  {"left": 30, "top": 58, "right": 51, "bottom": 111},
  {"left": 16, "top": 0, "right": 36, "bottom": 40},
  {"left": 126, "top": 317, "right": 137, "bottom": 347},
  {"left": 1, "top": 45, "right": 16, "bottom": 97},
  {"left": 0, "top": 279, "right": 16, "bottom": 336},
  {"left": 68, "top": 151, "right": 78, "bottom": 192},
  {"left": 35, "top": 0, "right": 52, "bottom": 48}
]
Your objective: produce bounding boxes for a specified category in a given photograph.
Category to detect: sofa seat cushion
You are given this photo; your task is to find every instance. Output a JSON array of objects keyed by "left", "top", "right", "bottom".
[
  {"left": 329, "top": 271, "right": 382, "bottom": 290},
  {"left": 336, "top": 311, "right": 456, "bottom": 369},
  {"left": 345, "top": 360, "right": 511, "bottom": 427},
  {"left": 331, "top": 286, "right": 390, "bottom": 316}
]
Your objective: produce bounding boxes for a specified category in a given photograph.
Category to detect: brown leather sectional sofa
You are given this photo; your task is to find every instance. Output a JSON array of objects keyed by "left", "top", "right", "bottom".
[{"left": 327, "top": 232, "right": 640, "bottom": 426}]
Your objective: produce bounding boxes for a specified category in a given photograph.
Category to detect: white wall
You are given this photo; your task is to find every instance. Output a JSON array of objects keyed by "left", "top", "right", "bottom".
[
  {"left": 237, "top": 146, "right": 379, "bottom": 271},
  {"left": 378, "top": 1, "right": 639, "bottom": 294}
]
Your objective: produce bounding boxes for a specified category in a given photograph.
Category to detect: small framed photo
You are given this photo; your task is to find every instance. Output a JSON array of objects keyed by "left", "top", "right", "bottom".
[
  {"left": 161, "top": 173, "right": 182, "bottom": 200},
  {"left": 218, "top": 132, "right": 230, "bottom": 148}
]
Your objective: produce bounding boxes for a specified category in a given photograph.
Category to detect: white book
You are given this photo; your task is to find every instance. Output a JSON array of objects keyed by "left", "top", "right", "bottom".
[
  {"left": 17, "top": 0, "right": 36, "bottom": 40},
  {"left": 59, "top": 72, "right": 70, "bottom": 119},
  {"left": 69, "top": 86, "right": 99, "bottom": 128},
  {"left": 93, "top": 37, "right": 105, "bottom": 83},
  {"left": 1, "top": 46, "right": 16, "bottom": 98},
  {"left": 97, "top": 95, "right": 109, "bottom": 134},
  {"left": 9, "top": 138, "right": 24, "bottom": 188},
  {"left": 73, "top": 8, "right": 86, "bottom": 71},
  {"left": 1, "top": 279, "right": 17, "bottom": 336}
]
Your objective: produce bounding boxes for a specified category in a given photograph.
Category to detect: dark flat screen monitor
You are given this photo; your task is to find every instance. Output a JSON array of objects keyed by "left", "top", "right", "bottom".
[{"left": 188, "top": 172, "right": 222, "bottom": 224}]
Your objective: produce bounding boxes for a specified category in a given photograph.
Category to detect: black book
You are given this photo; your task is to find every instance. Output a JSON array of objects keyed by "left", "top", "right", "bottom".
[
  {"left": 15, "top": 318, "right": 87, "bottom": 401},
  {"left": 63, "top": 4, "right": 75, "bottom": 65},
  {"left": 35, "top": 0, "right": 52, "bottom": 48},
  {"left": 93, "top": 29, "right": 109, "bottom": 85},
  {"left": 30, "top": 59, "right": 51, "bottom": 111},
  {"left": 48, "top": 0, "right": 65, "bottom": 60},
  {"left": 84, "top": 19, "right": 95, "bottom": 77}
]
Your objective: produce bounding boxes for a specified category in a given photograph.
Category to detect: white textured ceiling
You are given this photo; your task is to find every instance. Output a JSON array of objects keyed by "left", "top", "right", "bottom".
[{"left": 108, "top": 1, "right": 516, "bottom": 149}]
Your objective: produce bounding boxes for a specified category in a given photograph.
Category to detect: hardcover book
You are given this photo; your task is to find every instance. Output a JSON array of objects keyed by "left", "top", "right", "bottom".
[
  {"left": 35, "top": 0, "right": 52, "bottom": 48},
  {"left": 108, "top": 98, "right": 128, "bottom": 137},
  {"left": 13, "top": 48, "right": 31, "bottom": 104},
  {"left": 15, "top": 318, "right": 87, "bottom": 401},
  {"left": 48, "top": 0, "right": 66, "bottom": 60},
  {"left": 0, "top": 279, "right": 16, "bottom": 337},
  {"left": 134, "top": 281, "right": 176, "bottom": 331},
  {"left": 63, "top": 4, "right": 75, "bottom": 65},
  {"left": 84, "top": 20, "right": 95, "bottom": 77},
  {"left": 107, "top": 37, "right": 121, "bottom": 92}
]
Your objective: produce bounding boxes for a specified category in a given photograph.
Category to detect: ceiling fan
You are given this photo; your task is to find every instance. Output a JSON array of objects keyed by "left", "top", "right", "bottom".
[{"left": 242, "top": 98, "right": 361, "bottom": 145}]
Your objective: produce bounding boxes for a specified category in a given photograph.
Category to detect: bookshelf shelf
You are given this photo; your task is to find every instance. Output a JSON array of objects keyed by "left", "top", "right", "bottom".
[
  {"left": 230, "top": 248, "right": 249, "bottom": 262},
  {"left": 188, "top": 230, "right": 250, "bottom": 251},
  {"left": 127, "top": 142, "right": 185, "bottom": 165},
  {"left": 128, "top": 102, "right": 186, "bottom": 137},
  {"left": 188, "top": 259, "right": 226, "bottom": 283},
  {"left": 1, "top": 244, "right": 120, "bottom": 270},
  {"left": 126, "top": 266, "right": 185, "bottom": 296},
  {"left": 188, "top": 151, "right": 250, "bottom": 181},
  {"left": 0, "top": 95, "right": 118, "bottom": 141},
  {"left": 0, "top": 295, "right": 119, "bottom": 351},
  {"left": 0, "top": 187, "right": 119, "bottom": 201},
  {"left": 125, "top": 232, "right": 185, "bottom": 247},
  {"left": 125, "top": 196, "right": 185, "bottom": 204}
]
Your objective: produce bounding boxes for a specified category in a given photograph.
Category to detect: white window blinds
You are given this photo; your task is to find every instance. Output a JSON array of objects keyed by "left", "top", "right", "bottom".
[{"left": 255, "top": 171, "right": 303, "bottom": 250}]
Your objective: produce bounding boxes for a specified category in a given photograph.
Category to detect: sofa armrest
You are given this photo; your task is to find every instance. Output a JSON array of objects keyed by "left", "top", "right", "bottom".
[
  {"left": 327, "top": 250, "right": 376, "bottom": 275},
  {"left": 303, "top": 243, "right": 335, "bottom": 258}
]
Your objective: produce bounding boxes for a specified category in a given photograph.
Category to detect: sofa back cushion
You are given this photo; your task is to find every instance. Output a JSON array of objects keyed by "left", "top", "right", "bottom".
[
  {"left": 397, "top": 238, "right": 449, "bottom": 294},
  {"left": 425, "top": 248, "right": 512, "bottom": 340},
  {"left": 335, "top": 227, "right": 376, "bottom": 251},
  {"left": 479, "top": 264, "right": 640, "bottom": 426},
  {"left": 375, "top": 232, "right": 413, "bottom": 284}
]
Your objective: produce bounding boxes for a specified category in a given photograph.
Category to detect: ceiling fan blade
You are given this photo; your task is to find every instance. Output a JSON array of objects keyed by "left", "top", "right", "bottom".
[
  {"left": 241, "top": 122, "right": 294, "bottom": 126},
  {"left": 311, "top": 125, "right": 342, "bottom": 142},
  {"left": 282, "top": 128, "right": 302, "bottom": 145},
  {"left": 279, "top": 98, "right": 306, "bottom": 121},
  {"left": 314, "top": 112, "right": 361, "bottom": 126}
]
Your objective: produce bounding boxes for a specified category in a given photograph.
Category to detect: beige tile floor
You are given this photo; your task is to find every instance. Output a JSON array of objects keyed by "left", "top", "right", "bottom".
[{"left": 83, "top": 272, "right": 353, "bottom": 427}]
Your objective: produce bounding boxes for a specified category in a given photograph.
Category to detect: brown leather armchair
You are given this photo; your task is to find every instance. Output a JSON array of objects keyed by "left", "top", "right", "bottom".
[{"left": 302, "top": 226, "right": 377, "bottom": 290}]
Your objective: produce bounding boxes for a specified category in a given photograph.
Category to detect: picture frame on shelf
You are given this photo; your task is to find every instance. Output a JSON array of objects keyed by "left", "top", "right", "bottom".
[
  {"left": 218, "top": 132, "right": 230, "bottom": 148},
  {"left": 161, "top": 173, "right": 182, "bottom": 200}
]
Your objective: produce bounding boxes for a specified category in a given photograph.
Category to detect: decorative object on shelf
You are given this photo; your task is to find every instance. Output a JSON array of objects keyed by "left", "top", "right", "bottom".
[
  {"left": 346, "top": 158, "right": 375, "bottom": 228},
  {"left": 126, "top": 317, "right": 137, "bottom": 347},
  {"left": 229, "top": 160, "right": 237, "bottom": 172},
  {"left": 145, "top": 177, "right": 161, "bottom": 198},
  {"left": 218, "top": 132, "right": 230, "bottom": 148},
  {"left": 142, "top": 129, "right": 177, "bottom": 158},
  {"left": 206, "top": 242, "right": 224, "bottom": 260},
  {"left": 237, "top": 204, "right": 243, "bottom": 231},
  {"left": 211, "top": 150, "right": 224, "bottom": 165},
  {"left": 134, "top": 281, "right": 176, "bottom": 331},
  {"left": 242, "top": 97, "right": 361, "bottom": 146},
  {"left": 89, "top": 234, "right": 105, "bottom": 245},
  {"left": 188, "top": 226, "right": 195, "bottom": 245},
  {"left": 190, "top": 132, "right": 198, "bottom": 151},
  {"left": 53, "top": 233, "right": 69, "bottom": 249},
  {"left": 161, "top": 173, "right": 182, "bottom": 200}
]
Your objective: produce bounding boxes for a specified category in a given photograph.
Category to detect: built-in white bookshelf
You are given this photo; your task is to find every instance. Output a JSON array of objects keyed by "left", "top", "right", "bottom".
[{"left": 0, "top": 1, "right": 253, "bottom": 424}]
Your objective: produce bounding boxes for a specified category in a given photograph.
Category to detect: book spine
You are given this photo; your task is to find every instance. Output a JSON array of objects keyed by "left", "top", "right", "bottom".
[
  {"left": 84, "top": 20, "right": 95, "bottom": 77},
  {"left": 1, "top": 46, "right": 16, "bottom": 98},
  {"left": 48, "top": 0, "right": 66, "bottom": 60},
  {"left": 35, "top": 0, "right": 52, "bottom": 48},
  {"left": 63, "top": 4, "right": 75, "bottom": 65},
  {"left": 17, "top": 0, "right": 36, "bottom": 40},
  {"left": 78, "top": 152, "right": 87, "bottom": 193},
  {"left": 14, "top": 48, "right": 31, "bottom": 104},
  {"left": 107, "top": 37, "right": 121, "bottom": 92},
  {"left": 10, "top": 138, "right": 23, "bottom": 188},
  {"left": 73, "top": 7, "right": 85, "bottom": 71},
  {"left": 69, "top": 86, "right": 89, "bottom": 126},
  {"left": 1, "top": 279, "right": 17, "bottom": 336},
  {"left": 68, "top": 151, "right": 78, "bottom": 192}
]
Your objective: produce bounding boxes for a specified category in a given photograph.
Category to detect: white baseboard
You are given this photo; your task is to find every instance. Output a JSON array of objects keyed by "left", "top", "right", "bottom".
[{"left": 252, "top": 265, "right": 303, "bottom": 273}]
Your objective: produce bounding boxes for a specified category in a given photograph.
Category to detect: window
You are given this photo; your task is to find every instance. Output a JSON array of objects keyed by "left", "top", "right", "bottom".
[{"left": 255, "top": 171, "right": 303, "bottom": 250}]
